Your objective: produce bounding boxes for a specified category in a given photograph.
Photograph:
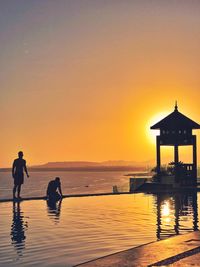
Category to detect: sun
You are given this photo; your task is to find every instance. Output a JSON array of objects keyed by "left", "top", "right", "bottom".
[{"left": 146, "top": 111, "right": 169, "bottom": 144}]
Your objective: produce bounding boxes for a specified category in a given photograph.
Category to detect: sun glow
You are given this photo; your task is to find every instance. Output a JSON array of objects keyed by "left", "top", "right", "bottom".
[{"left": 146, "top": 111, "right": 170, "bottom": 144}]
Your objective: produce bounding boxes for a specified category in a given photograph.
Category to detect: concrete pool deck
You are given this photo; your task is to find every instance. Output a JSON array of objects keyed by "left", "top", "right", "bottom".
[
  {"left": 77, "top": 231, "right": 200, "bottom": 267},
  {"left": 0, "top": 192, "right": 131, "bottom": 202}
]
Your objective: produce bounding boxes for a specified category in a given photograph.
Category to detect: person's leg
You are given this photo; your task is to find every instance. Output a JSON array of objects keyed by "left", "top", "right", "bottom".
[
  {"left": 13, "top": 185, "right": 17, "bottom": 198},
  {"left": 48, "top": 192, "right": 60, "bottom": 202},
  {"left": 17, "top": 185, "right": 21, "bottom": 198}
]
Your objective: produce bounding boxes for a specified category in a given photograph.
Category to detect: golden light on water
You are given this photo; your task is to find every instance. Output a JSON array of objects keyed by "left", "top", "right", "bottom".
[
  {"left": 161, "top": 200, "right": 171, "bottom": 223},
  {"left": 162, "top": 201, "right": 170, "bottom": 217}
]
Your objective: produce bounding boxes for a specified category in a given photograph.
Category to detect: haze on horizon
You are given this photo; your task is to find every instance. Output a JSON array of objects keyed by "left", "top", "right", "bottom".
[{"left": 1, "top": 0, "right": 200, "bottom": 167}]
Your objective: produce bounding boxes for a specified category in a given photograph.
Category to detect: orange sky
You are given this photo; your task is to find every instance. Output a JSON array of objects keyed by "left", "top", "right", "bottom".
[{"left": 0, "top": 1, "right": 200, "bottom": 167}]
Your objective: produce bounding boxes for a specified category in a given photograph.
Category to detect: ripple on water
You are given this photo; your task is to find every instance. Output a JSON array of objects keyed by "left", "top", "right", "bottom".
[{"left": 0, "top": 193, "right": 199, "bottom": 266}]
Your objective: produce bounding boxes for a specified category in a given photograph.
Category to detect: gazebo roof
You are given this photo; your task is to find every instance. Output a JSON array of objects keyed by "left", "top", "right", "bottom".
[{"left": 151, "top": 103, "right": 200, "bottom": 130}]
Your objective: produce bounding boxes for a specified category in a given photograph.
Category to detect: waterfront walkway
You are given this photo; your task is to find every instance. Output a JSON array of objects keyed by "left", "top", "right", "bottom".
[
  {"left": 0, "top": 192, "right": 130, "bottom": 203},
  {"left": 77, "top": 231, "right": 200, "bottom": 266}
]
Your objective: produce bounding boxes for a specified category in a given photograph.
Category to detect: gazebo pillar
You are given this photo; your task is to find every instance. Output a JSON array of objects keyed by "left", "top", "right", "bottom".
[
  {"left": 193, "top": 136, "right": 197, "bottom": 182},
  {"left": 156, "top": 136, "right": 161, "bottom": 175},
  {"left": 174, "top": 145, "right": 179, "bottom": 165},
  {"left": 174, "top": 145, "right": 179, "bottom": 182}
]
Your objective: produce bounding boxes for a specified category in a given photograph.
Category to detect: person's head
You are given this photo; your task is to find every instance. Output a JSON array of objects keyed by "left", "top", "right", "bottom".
[
  {"left": 55, "top": 177, "right": 60, "bottom": 185},
  {"left": 18, "top": 151, "right": 23, "bottom": 159}
]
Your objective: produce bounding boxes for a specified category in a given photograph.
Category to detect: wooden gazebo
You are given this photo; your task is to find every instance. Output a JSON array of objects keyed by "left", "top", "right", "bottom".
[{"left": 151, "top": 103, "right": 200, "bottom": 186}]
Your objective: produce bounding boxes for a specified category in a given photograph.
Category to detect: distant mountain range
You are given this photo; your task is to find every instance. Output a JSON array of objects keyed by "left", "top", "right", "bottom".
[
  {"left": 32, "top": 160, "right": 153, "bottom": 168},
  {"left": 24, "top": 160, "right": 153, "bottom": 172},
  {"left": 2, "top": 159, "right": 199, "bottom": 172}
]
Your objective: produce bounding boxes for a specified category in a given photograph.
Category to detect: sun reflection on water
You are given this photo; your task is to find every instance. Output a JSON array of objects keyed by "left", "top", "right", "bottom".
[
  {"left": 156, "top": 193, "right": 198, "bottom": 240},
  {"left": 161, "top": 200, "right": 172, "bottom": 224},
  {"left": 162, "top": 201, "right": 170, "bottom": 217}
]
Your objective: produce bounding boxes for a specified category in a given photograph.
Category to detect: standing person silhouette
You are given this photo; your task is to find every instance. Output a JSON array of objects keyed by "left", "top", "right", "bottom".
[{"left": 12, "top": 151, "right": 29, "bottom": 200}]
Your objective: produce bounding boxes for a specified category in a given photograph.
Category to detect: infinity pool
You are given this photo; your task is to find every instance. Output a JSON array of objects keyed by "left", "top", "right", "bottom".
[{"left": 0, "top": 193, "right": 199, "bottom": 266}]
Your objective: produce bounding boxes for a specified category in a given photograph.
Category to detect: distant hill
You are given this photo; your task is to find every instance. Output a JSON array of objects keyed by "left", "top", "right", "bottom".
[
  {"left": 32, "top": 160, "right": 152, "bottom": 169},
  {"left": 33, "top": 161, "right": 101, "bottom": 168},
  {"left": 0, "top": 160, "right": 153, "bottom": 172},
  {"left": 20, "top": 160, "right": 153, "bottom": 172}
]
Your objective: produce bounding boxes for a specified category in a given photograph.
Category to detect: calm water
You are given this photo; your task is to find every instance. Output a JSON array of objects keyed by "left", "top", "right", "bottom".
[
  {"left": 0, "top": 172, "right": 199, "bottom": 266},
  {"left": 0, "top": 193, "right": 199, "bottom": 266},
  {"left": 0, "top": 171, "right": 131, "bottom": 199}
]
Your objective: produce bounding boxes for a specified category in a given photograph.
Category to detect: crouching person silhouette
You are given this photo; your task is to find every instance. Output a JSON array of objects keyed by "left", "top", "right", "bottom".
[
  {"left": 46, "top": 177, "right": 63, "bottom": 202},
  {"left": 12, "top": 151, "right": 29, "bottom": 200}
]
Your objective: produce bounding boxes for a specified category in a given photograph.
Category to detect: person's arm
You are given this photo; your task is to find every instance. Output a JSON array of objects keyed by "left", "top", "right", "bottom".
[
  {"left": 46, "top": 183, "right": 50, "bottom": 197},
  {"left": 58, "top": 182, "right": 63, "bottom": 197},
  {"left": 12, "top": 160, "right": 16, "bottom": 178},
  {"left": 24, "top": 160, "right": 29, "bottom": 177}
]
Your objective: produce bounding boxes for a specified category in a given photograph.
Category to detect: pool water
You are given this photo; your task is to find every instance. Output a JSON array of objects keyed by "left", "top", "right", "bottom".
[{"left": 0, "top": 193, "right": 199, "bottom": 267}]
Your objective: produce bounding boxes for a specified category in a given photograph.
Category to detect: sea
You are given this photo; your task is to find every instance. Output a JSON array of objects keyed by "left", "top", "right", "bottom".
[{"left": 0, "top": 170, "right": 133, "bottom": 199}]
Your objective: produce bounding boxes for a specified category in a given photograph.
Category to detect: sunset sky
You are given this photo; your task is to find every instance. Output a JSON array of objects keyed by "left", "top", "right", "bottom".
[{"left": 1, "top": 1, "right": 200, "bottom": 167}]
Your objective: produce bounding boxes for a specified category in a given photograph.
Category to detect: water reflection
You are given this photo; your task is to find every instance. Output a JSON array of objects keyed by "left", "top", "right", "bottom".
[
  {"left": 155, "top": 193, "right": 198, "bottom": 240},
  {"left": 10, "top": 201, "right": 28, "bottom": 257},
  {"left": 46, "top": 199, "right": 62, "bottom": 224}
]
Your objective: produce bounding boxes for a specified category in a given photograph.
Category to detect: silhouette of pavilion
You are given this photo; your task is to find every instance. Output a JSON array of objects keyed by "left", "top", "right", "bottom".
[{"left": 151, "top": 103, "right": 200, "bottom": 186}]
